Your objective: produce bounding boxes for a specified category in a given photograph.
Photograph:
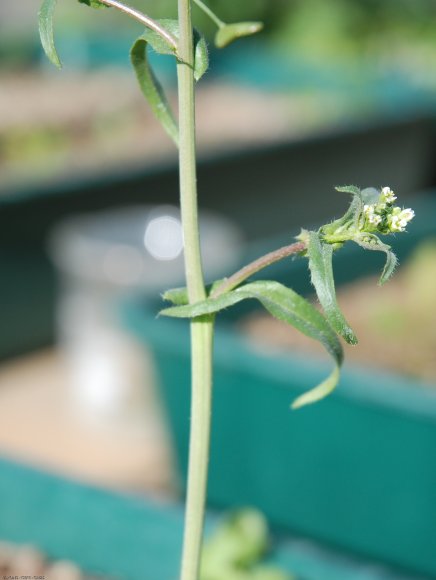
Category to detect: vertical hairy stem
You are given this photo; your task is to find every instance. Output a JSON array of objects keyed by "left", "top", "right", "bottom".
[{"left": 177, "top": 0, "right": 215, "bottom": 579}]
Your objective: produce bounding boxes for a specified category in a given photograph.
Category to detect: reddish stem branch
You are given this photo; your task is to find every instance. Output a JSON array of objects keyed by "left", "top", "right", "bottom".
[{"left": 211, "top": 241, "right": 306, "bottom": 298}]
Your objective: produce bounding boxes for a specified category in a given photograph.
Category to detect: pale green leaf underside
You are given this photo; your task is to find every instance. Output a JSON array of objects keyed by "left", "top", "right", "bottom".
[
  {"left": 291, "top": 365, "right": 340, "bottom": 409},
  {"left": 308, "top": 231, "right": 358, "bottom": 345},
  {"left": 161, "top": 280, "right": 343, "bottom": 409},
  {"left": 215, "top": 21, "right": 263, "bottom": 48},
  {"left": 130, "top": 19, "right": 209, "bottom": 145},
  {"left": 38, "top": 0, "right": 62, "bottom": 68}
]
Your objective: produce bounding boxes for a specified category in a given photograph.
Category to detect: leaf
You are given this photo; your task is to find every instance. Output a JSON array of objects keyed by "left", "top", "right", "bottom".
[
  {"left": 161, "top": 286, "right": 243, "bottom": 317},
  {"left": 291, "top": 365, "right": 340, "bottom": 410},
  {"left": 77, "top": 0, "right": 107, "bottom": 7},
  {"left": 130, "top": 37, "right": 178, "bottom": 145},
  {"left": 38, "top": 0, "right": 61, "bottom": 68},
  {"left": 334, "top": 185, "right": 363, "bottom": 229},
  {"left": 354, "top": 234, "right": 398, "bottom": 285},
  {"left": 130, "top": 20, "right": 209, "bottom": 144},
  {"left": 192, "top": 28, "right": 209, "bottom": 81},
  {"left": 335, "top": 184, "right": 361, "bottom": 196},
  {"left": 308, "top": 231, "right": 358, "bottom": 345},
  {"left": 162, "top": 279, "right": 224, "bottom": 306},
  {"left": 161, "top": 280, "right": 341, "bottom": 358},
  {"left": 162, "top": 286, "right": 189, "bottom": 306},
  {"left": 201, "top": 509, "right": 268, "bottom": 572},
  {"left": 162, "top": 280, "right": 343, "bottom": 409},
  {"left": 215, "top": 21, "right": 263, "bottom": 48}
]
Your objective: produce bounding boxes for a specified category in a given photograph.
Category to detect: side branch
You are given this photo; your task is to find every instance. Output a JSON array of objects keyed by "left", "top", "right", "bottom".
[
  {"left": 99, "top": 0, "right": 178, "bottom": 51},
  {"left": 211, "top": 241, "right": 306, "bottom": 298}
]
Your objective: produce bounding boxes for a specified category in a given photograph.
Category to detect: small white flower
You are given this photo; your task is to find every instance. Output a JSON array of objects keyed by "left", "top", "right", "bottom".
[
  {"left": 380, "top": 187, "right": 397, "bottom": 204},
  {"left": 400, "top": 208, "right": 415, "bottom": 222},
  {"left": 363, "top": 204, "right": 381, "bottom": 226},
  {"left": 389, "top": 215, "right": 404, "bottom": 232},
  {"left": 386, "top": 206, "right": 414, "bottom": 232}
]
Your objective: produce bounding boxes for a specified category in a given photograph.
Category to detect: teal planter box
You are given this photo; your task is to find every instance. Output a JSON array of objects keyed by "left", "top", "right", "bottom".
[
  {"left": 123, "top": 194, "right": 436, "bottom": 578},
  {"left": 0, "top": 457, "right": 423, "bottom": 580}
]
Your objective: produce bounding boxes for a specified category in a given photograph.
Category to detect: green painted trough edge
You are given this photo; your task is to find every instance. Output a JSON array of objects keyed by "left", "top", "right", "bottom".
[
  {"left": 0, "top": 457, "right": 425, "bottom": 580},
  {"left": 122, "top": 193, "right": 436, "bottom": 578}
]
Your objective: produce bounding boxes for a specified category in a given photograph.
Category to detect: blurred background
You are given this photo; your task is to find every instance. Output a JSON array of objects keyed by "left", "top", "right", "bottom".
[
  {"left": 1, "top": 0, "right": 436, "bottom": 497},
  {"left": 1, "top": 0, "right": 436, "bottom": 577}
]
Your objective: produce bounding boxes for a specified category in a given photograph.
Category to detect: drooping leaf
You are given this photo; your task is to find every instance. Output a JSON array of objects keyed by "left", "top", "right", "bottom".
[
  {"left": 38, "top": 0, "right": 61, "bottom": 68},
  {"left": 130, "top": 20, "right": 209, "bottom": 144},
  {"left": 308, "top": 231, "right": 358, "bottom": 345},
  {"left": 130, "top": 34, "right": 179, "bottom": 145},
  {"left": 215, "top": 21, "right": 263, "bottom": 48},
  {"left": 162, "top": 280, "right": 343, "bottom": 408},
  {"left": 291, "top": 365, "right": 340, "bottom": 410},
  {"left": 161, "top": 280, "right": 341, "bottom": 357},
  {"left": 78, "top": 0, "right": 107, "bottom": 8},
  {"left": 354, "top": 234, "right": 398, "bottom": 285}
]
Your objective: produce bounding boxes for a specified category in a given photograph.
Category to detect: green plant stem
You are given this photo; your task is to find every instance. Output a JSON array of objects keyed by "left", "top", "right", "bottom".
[
  {"left": 211, "top": 241, "right": 306, "bottom": 298},
  {"left": 177, "top": 0, "right": 215, "bottom": 579},
  {"left": 99, "top": 0, "right": 178, "bottom": 51}
]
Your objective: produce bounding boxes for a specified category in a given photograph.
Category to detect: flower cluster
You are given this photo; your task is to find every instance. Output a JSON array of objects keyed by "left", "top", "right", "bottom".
[{"left": 361, "top": 187, "right": 414, "bottom": 234}]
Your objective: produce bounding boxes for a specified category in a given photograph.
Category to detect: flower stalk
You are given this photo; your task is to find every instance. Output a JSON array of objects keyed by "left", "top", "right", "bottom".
[{"left": 177, "top": 0, "right": 215, "bottom": 578}]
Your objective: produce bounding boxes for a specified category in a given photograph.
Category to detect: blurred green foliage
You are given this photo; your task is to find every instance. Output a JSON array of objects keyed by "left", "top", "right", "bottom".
[
  {"left": 201, "top": 509, "right": 294, "bottom": 580},
  {"left": 3, "top": 0, "right": 436, "bottom": 68},
  {"left": 272, "top": 0, "right": 436, "bottom": 62}
]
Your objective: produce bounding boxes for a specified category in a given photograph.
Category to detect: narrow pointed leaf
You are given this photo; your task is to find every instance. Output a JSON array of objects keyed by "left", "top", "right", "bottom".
[
  {"left": 291, "top": 366, "right": 340, "bottom": 409},
  {"left": 308, "top": 231, "right": 358, "bottom": 345},
  {"left": 161, "top": 287, "right": 246, "bottom": 318},
  {"left": 335, "top": 185, "right": 361, "bottom": 196},
  {"left": 162, "top": 280, "right": 343, "bottom": 408},
  {"left": 215, "top": 21, "right": 263, "bottom": 48},
  {"left": 130, "top": 20, "right": 208, "bottom": 144},
  {"left": 334, "top": 185, "right": 363, "bottom": 229},
  {"left": 130, "top": 34, "right": 179, "bottom": 145},
  {"left": 354, "top": 234, "right": 398, "bottom": 285},
  {"left": 38, "top": 0, "right": 61, "bottom": 68},
  {"left": 162, "top": 280, "right": 341, "bottom": 357}
]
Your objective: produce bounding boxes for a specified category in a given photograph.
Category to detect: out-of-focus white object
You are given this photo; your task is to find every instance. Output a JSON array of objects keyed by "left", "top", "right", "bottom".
[{"left": 49, "top": 205, "right": 242, "bottom": 427}]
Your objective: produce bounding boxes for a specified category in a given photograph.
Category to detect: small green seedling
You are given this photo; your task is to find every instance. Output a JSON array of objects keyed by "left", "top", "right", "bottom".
[{"left": 38, "top": 1, "right": 414, "bottom": 578}]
